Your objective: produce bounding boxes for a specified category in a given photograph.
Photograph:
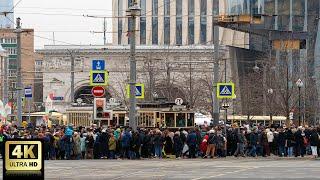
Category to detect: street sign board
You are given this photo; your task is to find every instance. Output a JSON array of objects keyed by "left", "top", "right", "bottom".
[
  {"left": 217, "top": 82, "right": 235, "bottom": 99},
  {"left": 24, "top": 87, "right": 32, "bottom": 99},
  {"left": 126, "top": 83, "right": 145, "bottom": 99},
  {"left": 92, "top": 60, "right": 105, "bottom": 70},
  {"left": 92, "top": 86, "right": 105, "bottom": 97},
  {"left": 289, "top": 112, "right": 294, "bottom": 120},
  {"left": 175, "top": 98, "right": 183, "bottom": 105},
  {"left": 90, "top": 70, "right": 108, "bottom": 86}
]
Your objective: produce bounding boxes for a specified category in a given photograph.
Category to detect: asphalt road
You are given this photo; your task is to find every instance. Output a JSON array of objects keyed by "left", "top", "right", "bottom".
[{"left": 1, "top": 158, "right": 320, "bottom": 179}]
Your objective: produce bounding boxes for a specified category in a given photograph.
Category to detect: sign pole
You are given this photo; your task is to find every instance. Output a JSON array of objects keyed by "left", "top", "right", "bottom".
[
  {"left": 128, "top": 3, "right": 140, "bottom": 132},
  {"left": 28, "top": 99, "right": 31, "bottom": 123}
]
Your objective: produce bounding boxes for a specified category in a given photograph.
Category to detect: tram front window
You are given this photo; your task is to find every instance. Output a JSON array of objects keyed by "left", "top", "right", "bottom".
[
  {"left": 165, "top": 113, "right": 174, "bottom": 127},
  {"left": 187, "top": 113, "right": 194, "bottom": 126},
  {"left": 176, "top": 113, "right": 186, "bottom": 127},
  {"left": 119, "top": 114, "right": 125, "bottom": 126}
]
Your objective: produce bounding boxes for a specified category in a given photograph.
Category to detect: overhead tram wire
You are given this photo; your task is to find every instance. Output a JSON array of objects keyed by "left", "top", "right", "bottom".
[{"left": 16, "top": 6, "right": 116, "bottom": 12}]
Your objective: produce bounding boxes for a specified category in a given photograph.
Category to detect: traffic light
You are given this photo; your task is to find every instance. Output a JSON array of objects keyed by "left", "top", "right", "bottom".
[
  {"left": 94, "top": 98, "right": 106, "bottom": 120},
  {"left": 104, "top": 112, "right": 110, "bottom": 119}
]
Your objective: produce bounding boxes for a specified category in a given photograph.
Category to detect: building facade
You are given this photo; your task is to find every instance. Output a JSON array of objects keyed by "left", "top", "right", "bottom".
[
  {"left": 112, "top": 0, "right": 249, "bottom": 48},
  {"left": 0, "top": 0, "right": 14, "bottom": 28},
  {"left": 36, "top": 45, "right": 232, "bottom": 114},
  {"left": 112, "top": 0, "right": 320, "bottom": 123},
  {"left": 224, "top": 0, "right": 320, "bottom": 124},
  {"left": 0, "top": 28, "right": 35, "bottom": 113}
]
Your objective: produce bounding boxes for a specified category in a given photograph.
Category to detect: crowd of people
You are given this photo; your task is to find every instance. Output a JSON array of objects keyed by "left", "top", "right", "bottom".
[{"left": 0, "top": 122, "right": 319, "bottom": 160}]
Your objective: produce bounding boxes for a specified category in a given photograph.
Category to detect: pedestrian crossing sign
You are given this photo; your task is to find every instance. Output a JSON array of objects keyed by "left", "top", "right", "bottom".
[
  {"left": 90, "top": 70, "right": 108, "bottom": 86},
  {"left": 217, "top": 82, "right": 235, "bottom": 99},
  {"left": 126, "top": 83, "right": 145, "bottom": 99}
]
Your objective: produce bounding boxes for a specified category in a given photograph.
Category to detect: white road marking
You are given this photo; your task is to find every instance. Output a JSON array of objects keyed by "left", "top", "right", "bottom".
[{"left": 192, "top": 167, "right": 259, "bottom": 180}]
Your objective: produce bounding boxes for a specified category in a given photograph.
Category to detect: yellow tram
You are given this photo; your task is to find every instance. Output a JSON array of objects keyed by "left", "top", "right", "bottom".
[{"left": 65, "top": 102, "right": 195, "bottom": 128}]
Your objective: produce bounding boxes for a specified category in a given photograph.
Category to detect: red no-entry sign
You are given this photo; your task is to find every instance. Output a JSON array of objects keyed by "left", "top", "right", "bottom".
[{"left": 91, "top": 86, "right": 105, "bottom": 97}]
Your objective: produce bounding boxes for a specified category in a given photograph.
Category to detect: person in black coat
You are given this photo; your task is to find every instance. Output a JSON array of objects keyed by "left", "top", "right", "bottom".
[
  {"left": 286, "top": 129, "right": 294, "bottom": 157},
  {"left": 164, "top": 133, "right": 173, "bottom": 155},
  {"left": 294, "top": 128, "right": 304, "bottom": 157},
  {"left": 309, "top": 128, "right": 319, "bottom": 158},
  {"left": 277, "top": 128, "right": 286, "bottom": 157},
  {"left": 99, "top": 130, "right": 109, "bottom": 158},
  {"left": 248, "top": 129, "right": 258, "bottom": 157},
  {"left": 173, "top": 132, "right": 183, "bottom": 158},
  {"left": 132, "top": 131, "right": 141, "bottom": 159}
]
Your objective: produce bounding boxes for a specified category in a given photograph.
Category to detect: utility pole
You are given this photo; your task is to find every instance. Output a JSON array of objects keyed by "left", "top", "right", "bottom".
[
  {"left": 103, "top": 17, "right": 106, "bottom": 45},
  {"left": 85, "top": 15, "right": 107, "bottom": 45},
  {"left": 14, "top": 17, "right": 23, "bottom": 126},
  {"left": 67, "top": 49, "right": 75, "bottom": 104},
  {"left": 189, "top": 47, "right": 193, "bottom": 108},
  {"left": 127, "top": 2, "right": 141, "bottom": 131},
  {"left": 213, "top": 13, "right": 220, "bottom": 126}
]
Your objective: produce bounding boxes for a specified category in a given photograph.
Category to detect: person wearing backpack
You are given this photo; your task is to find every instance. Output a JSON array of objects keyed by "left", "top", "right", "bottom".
[
  {"left": 121, "top": 128, "right": 132, "bottom": 159},
  {"left": 216, "top": 129, "right": 226, "bottom": 157},
  {"left": 187, "top": 129, "right": 197, "bottom": 158},
  {"left": 204, "top": 130, "right": 216, "bottom": 158}
]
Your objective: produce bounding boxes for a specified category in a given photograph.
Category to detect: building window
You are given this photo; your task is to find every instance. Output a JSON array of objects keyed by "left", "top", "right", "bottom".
[
  {"left": 128, "top": 0, "right": 133, "bottom": 44},
  {"left": 35, "top": 60, "right": 43, "bottom": 66},
  {"left": 251, "top": 0, "right": 262, "bottom": 15},
  {"left": 278, "top": 0, "right": 290, "bottom": 31},
  {"left": 212, "top": 0, "right": 219, "bottom": 16},
  {"left": 264, "top": 0, "right": 275, "bottom": 29},
  {"left": 5, "top": 47, "right": 17, "bottom": 55},
  {"left": 140, "top": 0, "right": 146, "bottom": 44},
  {"left": 278, "top": 0, "right": 290, "bottom": 15},
  {"left": 292, "top": 0, "right": 305, "bottom": 31},
  {"left": 164, "top": 0, "right": 170, "bottom": 45},
  {"left": 152, "top": 0, "right": 158, "bottom": 45},
  {"left": 188, "top": 0, "right": 194, "bottom": 45},
  {"left": 118, "top": 0, "right": 123, "bottom": 44},
  {"left": 11, "top": 82, "right": 17, "bottom": 89},
  {"left": 176, "top": 0, "right": 182, "bottom": 45},
  {"left": 8, "top": 69, "right": 16, "bottom": 78},
  {"left": 264, "top": 0, "right": 275, "bottom": 15},
  {"left": 200, "top": 0, "right": 207, "bottom": 44}
]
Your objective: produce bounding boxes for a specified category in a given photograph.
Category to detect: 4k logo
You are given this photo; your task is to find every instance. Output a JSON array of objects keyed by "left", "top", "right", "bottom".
[
  {"left": 5, "top": 140, "right": 43, "bottom": 171},
  {"left": 10, "top": 144, "right": 37, "bottom": 159}
]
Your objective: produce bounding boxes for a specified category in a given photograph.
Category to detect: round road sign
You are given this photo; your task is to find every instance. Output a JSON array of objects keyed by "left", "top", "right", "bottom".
[
  {"left": 91, "top": 86, "right": 105, "bottom": 97},
  {"left": 175, "top": 98, "right": 183, "bottom": 105}
]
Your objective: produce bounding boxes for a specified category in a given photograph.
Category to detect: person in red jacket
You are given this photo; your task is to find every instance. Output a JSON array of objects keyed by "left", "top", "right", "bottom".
[{"left": 200, "top": 132, "right": 209, "bottom": 157}]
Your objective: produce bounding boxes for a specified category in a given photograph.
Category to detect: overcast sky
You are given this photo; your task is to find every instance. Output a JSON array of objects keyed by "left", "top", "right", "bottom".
[{"left": 14, "top": 0, "right": 113, "bottom": 49}]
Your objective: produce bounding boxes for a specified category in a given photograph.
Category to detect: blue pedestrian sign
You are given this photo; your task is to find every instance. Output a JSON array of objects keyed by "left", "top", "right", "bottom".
[
  {"left": 92, "top": 60, "right": 105, "bottom": 70},
  {"left": 24, "top": 87, "right": 32, "bottom": 99},
  {"left": 217, "top": 83, "right": 235, "bottom": 99},
  {"left": 90, "top": 70, "right": 108, "bottom": 86},
  {"left": 126, "top": 83, "right": 145, "bottom": 99}
]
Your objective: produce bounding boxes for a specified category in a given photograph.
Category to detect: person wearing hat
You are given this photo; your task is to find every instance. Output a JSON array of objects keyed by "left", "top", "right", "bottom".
[
  {"left": 99, "top": 129, "right": 109, "bottom": 159},
  {"left": 204, "top": 129, "right": 216, "bottom": 158},
  {"left": 73, "top": 132, "right": 81, "bottom": 160}
]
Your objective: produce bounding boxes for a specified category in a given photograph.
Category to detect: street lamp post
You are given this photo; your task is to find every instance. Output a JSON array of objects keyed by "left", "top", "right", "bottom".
[
  {"left": 267, "top": 88, "right": 274, "bottom": 125},
  {"left": 296, "top": 79, "right": 303, "bottom": 126},
  {"left": 222, "top": 101, "right": 230, "bottom": 155},
  {"left": 126, "top": 1, "right": 141, "bottom": 131}
]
